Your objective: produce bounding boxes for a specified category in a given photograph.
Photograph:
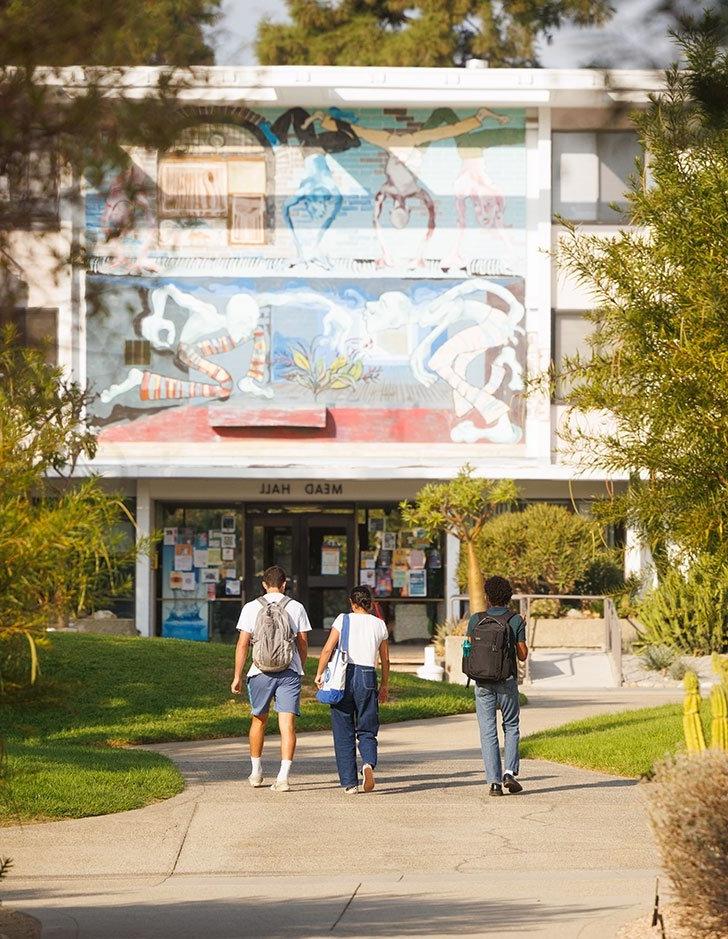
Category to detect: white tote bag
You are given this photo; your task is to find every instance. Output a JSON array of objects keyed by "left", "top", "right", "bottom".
[{"left": 315, "top": 614, "right": 351, "bottom": 705}]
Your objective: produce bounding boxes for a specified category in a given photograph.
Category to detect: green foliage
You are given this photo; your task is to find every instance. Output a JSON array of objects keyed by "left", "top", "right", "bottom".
[
  {"left": 521, "top": 701, "right": 710, "bottom": 778},
  {"left": 640, "top": 643, "right": 676, "bottom": 672},
  {"left": 401, "top": 465, "right": 516, "bottom": 545},
  {"left": 0, "top": 0, "right": 221, "bottom": 66},
  {"left": 667, "top": 658, "right": 688, "bottom": 681},
  {"left": 432, "top": 617, "right": 468, "bottom": 658},
  {"left": 459, "top": 503, "right": 615, "bottom": 595},
  {"left": 636, "top": 556, "right": 728, "bottom": 655},
  {"left": 553, "top": 16, "right": 728, "bottom": 567},
  {"left": 0, "top": 633, "right": 479, "bottom": 821},
  {"left": 256, "top": 0, "right": 612, "bottom": 68},
  {"left": 0, "top": 333, "right": 148, "bottom": 691},
  {"left": 529, "top": 598, "right": 562, "bottom": 618}
]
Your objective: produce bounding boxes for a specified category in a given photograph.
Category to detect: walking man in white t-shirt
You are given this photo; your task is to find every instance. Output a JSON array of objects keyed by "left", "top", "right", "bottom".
[
  {"left": 231, "top": 565, "right": 312, "bottom": 792},
  {"left": 315, "top": 585, "right": 390, "bottom": 794}
]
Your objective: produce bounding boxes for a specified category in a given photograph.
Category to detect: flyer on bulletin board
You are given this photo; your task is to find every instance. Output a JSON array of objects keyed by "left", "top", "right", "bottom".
[
  {"left": 174, "top": 543, "right": 193, "bottom": 571},
  {"left": 169, "top": 571, "right": 184, "bottom": 589},
  {"left": 359, "top": 569, "right": 376, "bottom": 588},
  {"left": 180, "top": 572, "right": 196, "bottom": 591},
  {"left": 360, "top": 550, "right": 377, "bottom": 570},
  {"left": 321, "top": 545, "right": 340, "bottom": 576},
  {"left": 163, "top": 527, "right": 177, "bottom": 546},
  {"left": 207, "top": 547, "right": 222, "bottom": 566},
  {"left": 193, "top": 548, "right": 208, "bottom": 569},
  {"left": 408, "top": 569, "right": 427, "bottom": 597}
]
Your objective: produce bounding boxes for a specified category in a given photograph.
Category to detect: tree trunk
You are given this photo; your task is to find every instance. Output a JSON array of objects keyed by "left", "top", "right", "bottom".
[{"left": 466, "top": 539, "right": 486, "bottom": 615}]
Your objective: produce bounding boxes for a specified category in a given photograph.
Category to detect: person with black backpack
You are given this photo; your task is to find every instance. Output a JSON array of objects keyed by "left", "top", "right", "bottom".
[
  {"left": 463, "top": 575, "right": 529, "bottom": 797},
  {"left": 230, "top": 565, "right": 312, "bottom": 792}
]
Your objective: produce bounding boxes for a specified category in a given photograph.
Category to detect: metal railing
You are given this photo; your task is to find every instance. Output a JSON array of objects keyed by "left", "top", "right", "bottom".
[{"left": 449, "top": 592, "right": 623, "bottom": 686}]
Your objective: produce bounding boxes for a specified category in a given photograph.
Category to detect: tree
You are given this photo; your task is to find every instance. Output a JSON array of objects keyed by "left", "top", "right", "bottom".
[
  {"left": 459, "top": 503, "right": 619, "bottom": 596},
  {"left": 0, "top": 0, "right": 222, "bottom": 66},
  {"left": 554, "top": 14, "right": 728, "bottom": 572},
  {"left": 0, "top": 331, "right": 147, "bottom": 690},
  {"left": 401, "top": 465, "right": 517, "bottom": 612},
  {"left": 256, "top": 0, "right": 613, "bottom": 68}
]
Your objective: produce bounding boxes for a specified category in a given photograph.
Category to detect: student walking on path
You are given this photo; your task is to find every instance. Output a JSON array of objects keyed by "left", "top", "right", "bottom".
[
  {"left": 315, "top": 585, "right": 390, "bottom": 794},
  {"left": 231, "top": 565, "right": 312, "bottom": 792},
  {"left": 466, "top": 575, "right": 529, "bottom": 797}
]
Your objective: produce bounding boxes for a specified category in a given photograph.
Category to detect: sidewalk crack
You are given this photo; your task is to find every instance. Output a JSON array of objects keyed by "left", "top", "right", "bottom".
[
  {"left": 330, "top": 882, "right": 361, "bottom": 931},
  {"left": 162, "top": 802, "right": 198, "bottom": 882}
]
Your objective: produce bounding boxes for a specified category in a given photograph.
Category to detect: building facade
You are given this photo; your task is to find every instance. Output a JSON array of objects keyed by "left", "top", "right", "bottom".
[{"left": 13, "top": 66, "right": 661, "bottom": 641}]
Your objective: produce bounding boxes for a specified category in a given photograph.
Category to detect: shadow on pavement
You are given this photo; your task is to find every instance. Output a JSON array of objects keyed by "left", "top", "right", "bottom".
[{"left": 6, "top": 890, "right": 624, "bottom": 938}]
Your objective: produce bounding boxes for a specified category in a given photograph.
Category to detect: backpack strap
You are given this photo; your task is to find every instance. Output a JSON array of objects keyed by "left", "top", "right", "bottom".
[
  {"left": 256, "top": 596, "right": 268, "bottom": 608},
  {"left": 340, "top": 613, "right": 350, "bottom": 657},
  {"left": 277, "top": 595, "right": 293, "bottom": 610}
]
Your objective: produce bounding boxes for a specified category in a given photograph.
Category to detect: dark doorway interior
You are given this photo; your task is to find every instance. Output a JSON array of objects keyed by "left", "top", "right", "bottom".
[{"left": 245, "top": 511, "right": 356, "bottom": 637}]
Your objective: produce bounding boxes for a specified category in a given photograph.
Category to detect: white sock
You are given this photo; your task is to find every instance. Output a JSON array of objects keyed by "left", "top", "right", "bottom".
[
  {"left": 277, "top": 759, "right": 292, "bottom": 783},
  {"left": 251, "top": 757, "right": 262, "bottom": 776}
]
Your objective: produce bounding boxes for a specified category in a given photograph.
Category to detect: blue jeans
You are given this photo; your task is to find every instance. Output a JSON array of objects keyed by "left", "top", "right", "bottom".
[
  {"left": 330, "top": 664, "right": 379, "bottom": 788},
  {"left": 475, "top": 677, "right": 520, "bottom": 784}
]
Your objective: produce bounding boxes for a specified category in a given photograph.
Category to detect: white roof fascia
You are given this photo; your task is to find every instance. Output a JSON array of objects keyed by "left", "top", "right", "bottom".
[{"left": 34, "top": 65, "right": 664, "bottom": 108}]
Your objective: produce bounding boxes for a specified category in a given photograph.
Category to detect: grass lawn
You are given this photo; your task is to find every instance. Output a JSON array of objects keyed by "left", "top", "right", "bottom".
[
  {"left": 1, "top": 632, "right": 481, "bottom": 824},
  {"left": 521, "top": 701, "right": 707, "bottom": 778}
]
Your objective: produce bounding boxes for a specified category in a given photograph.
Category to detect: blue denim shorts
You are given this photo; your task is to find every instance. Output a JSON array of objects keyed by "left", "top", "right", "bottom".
[{"left": 247, "top": 669, "right": 302, "bottom": 717}]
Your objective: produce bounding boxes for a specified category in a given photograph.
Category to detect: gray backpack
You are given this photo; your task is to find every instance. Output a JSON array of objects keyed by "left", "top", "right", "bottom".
[{"left": 251, "top": 596, "right": 296, "bottom": 672}]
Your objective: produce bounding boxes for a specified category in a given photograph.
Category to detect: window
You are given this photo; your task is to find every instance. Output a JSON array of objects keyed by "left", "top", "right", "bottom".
[
  {"left": 552, "top": 131, "right": 641, "bottom": 222},
  {"left": 157, "top": 123, "right": 268, "bottom": 248},
  {"left": 12, "top": 307, "right": 58, "bottom": 365},
  {"left": 124, "top": 339, "right": 151, "bottom": 365},
  {"left": 0, "top": 149, "right": 60, "bottom": 227},
  {"left": 552, "top": 311, "right": 592, "bottom": 402}
]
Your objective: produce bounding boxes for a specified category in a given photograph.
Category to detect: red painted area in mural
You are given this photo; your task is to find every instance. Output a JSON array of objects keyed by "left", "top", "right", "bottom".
[{"left": 98, "top": 404, "right": 453, "bottom": 443}]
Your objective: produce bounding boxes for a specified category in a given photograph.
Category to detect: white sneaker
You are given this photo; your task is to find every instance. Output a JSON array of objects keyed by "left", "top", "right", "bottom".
[
  {"left": 362, "top": 763, "right": 375, "bottom": 793},
  {"left": 344, "top": 786, "right": 358, "bottom": 795},
  {"left": 248, "top": 772, "right": 264, "bottom": 788},
  {"left": 270, "top": 779, "right": 291, "bottom": 792}
]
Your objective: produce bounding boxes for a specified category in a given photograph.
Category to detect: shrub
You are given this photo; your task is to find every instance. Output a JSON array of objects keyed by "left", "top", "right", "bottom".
[
  {"left": 458, "top": 503, "right": 618, "bottom": 597},
  {"left": 668, "top": 658, "right": 688, "bottom": 681},
  {"left": 530, "top": 598, "right": 561, "bottom": 618},
  {"left": 637, "top": 556, "right": 728, "bottom": 654},
  {"left": 640, "top": 644, "right": 676, "bottom": 672},
  {"left": 647, "top": 750, "right": 728, "bottom": 937},
  {"left": 576, "top": 556, "right": 625, "bottom": 595},
  {"left": 433, "top": 617, "right": 468, "bottom": 658}
]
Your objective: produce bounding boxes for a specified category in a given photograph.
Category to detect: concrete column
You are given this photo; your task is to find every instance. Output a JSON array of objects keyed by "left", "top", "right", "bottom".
[
  {"left": 135, "top": 479, "right": 155, "bottom": 637},
  {"left": 445, "top": 532, "right": 461, "bottom": 621},
  {"left": 524, "top": 106, "right": 553, "bottom": 462}
]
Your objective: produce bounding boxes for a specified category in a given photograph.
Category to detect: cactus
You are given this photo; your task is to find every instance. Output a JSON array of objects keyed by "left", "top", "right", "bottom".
[
  {"left": 712, "top": 652, "right": 728, "bottom": 685},
  {"left": 709, "top": 684, "right": 728, "bottom": 751},
  {"left": 683, "top": 670, "right": 706, "bottom": 752}
]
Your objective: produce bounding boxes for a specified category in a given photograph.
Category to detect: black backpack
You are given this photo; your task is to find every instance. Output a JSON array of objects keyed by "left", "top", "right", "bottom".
[{"left": 462, "top": 611, "right": 516, "bottom": 684}]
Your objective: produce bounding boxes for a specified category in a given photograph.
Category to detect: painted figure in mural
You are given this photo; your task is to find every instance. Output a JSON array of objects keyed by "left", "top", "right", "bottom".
[
  {"left": 309, "top": 106, "right": 508, "bottom": 268},
  {"left": 419, "top": 108, "right": 522, "bottom": 271},
  {"left": 100, "top": 163, "right": 157, "bottom": 274},
  {"left": 361, "top": 278, "right": 525, "bottom": 444},
  {"left": 99, "top": 284, "right": 273, "bottom": 405},
  {"left": 270, "top": 107, "right": 360, "bottom": 266}
]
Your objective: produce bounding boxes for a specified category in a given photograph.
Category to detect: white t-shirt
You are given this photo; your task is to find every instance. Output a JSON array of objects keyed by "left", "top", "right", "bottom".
[
  {"left": 236, "top": 593, "right": 312, "bottom": 677},
  {"left": 331, "top": 613, "right": 388, "bottom": 668}
]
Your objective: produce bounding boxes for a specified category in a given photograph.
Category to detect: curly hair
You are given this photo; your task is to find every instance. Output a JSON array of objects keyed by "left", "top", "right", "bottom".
[{"left": 484, "top": 575, "right": 513, "bottom": 607}]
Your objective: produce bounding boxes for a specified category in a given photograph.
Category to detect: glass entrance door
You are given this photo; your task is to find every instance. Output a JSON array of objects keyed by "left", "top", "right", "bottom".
[{"left": 245, "top": 511, "right": 356, "bottom": 629}]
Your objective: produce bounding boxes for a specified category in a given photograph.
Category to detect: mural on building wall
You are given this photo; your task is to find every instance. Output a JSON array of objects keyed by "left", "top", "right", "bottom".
[
  {"left": 87, "top": 274, "right": 526, "bottom": 444},
  {"left": 84, "top": 104, "right": 528, "bottom": 445}
]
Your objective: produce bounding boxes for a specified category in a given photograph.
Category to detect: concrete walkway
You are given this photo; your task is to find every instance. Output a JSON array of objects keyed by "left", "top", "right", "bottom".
[{"left": 4, "top": 689, "right": 680, "bottom": 938}]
